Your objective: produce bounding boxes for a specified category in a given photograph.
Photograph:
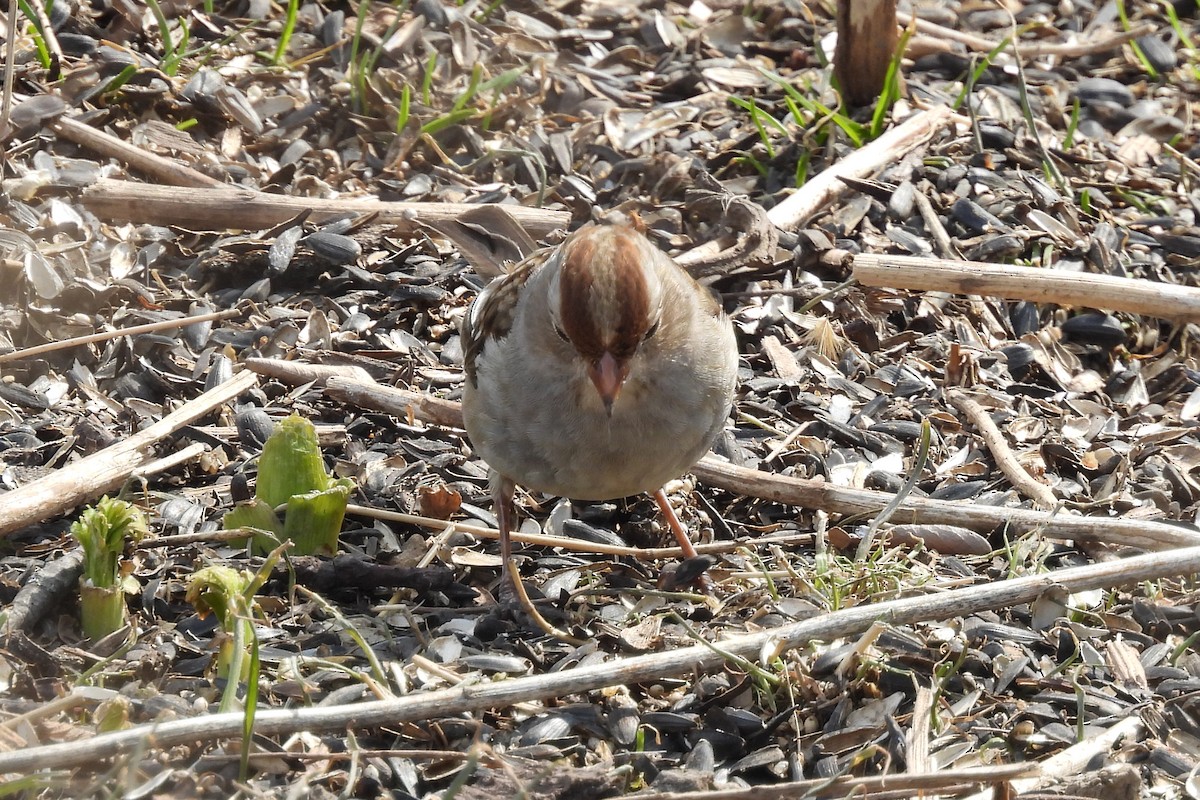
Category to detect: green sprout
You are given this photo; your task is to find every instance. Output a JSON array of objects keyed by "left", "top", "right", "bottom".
[
  {"left": 868, "top": 23, "right": 914, "bottom": 139},
  {"left": 1161, "top": 0, "right": 1200, "bottom": 80},
  {"left": 1063, "top": 97, "right": 1081, "bottom": 149},
  {"left": 144, "top": 0, "right": 191, "bottom": 76},
  {"left": 395, "top": 84, "right": 412, "bottom": 132},
  {"left": 70, "top": 497, "right": 148, "bottom": 640},
  {"left": 186, "top": 565, "right": 254, "bottom": 688},
  {"left": 100, "top": 64, "right": 139, "bottom": 98},
  {"left": 224, "top": 414, "right": 354, "bottom": 555},
  {"left": 762, "top": 69, "right": 867, "bottom": 147},
  {"left": 185, "top": 548, "right": 283, "bottom": 779},
  {"left": 421, "top": 51, "right": 438, "bottom": 106},
  {"left": 952, "top": 36, "right": 1011, "bottom": 111},
  {"left": 728, "top": 95, "right": 787, "bottom": 159}
]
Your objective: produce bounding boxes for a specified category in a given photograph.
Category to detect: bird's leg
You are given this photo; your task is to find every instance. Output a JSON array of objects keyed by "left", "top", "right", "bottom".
[
  {"left": 491, "top": 472, "right": 582, "bottom": 644},
  {"left": 653, "top": 487, "right": 700, "bottom": 559},
  {"left": 653, "top": 487, "right": 716, "bottom": 591},
  {"left": 490, "top": 472, "right": 517, "bottom": 586}
]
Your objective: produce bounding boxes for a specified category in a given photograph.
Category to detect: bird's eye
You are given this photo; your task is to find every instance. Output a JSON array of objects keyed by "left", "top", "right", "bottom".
[
  {"left": 553, "top": 324, "right": 569, "bottom": 342},
  {"left": 643, "top": 320, "right": 661, "bottom": 341}
]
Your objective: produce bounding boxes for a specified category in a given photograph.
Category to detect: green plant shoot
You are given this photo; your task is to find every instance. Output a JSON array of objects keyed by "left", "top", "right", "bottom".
[
  {"left": 70, "top": 497, "right": 148, "bottom": 640},
  {"left": 224, "top": 414, "right": 354, "bottom": 555}
]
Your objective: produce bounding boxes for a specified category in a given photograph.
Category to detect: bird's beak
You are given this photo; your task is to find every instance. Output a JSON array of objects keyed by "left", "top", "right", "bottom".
[{"left": 588, "top": 351, "right": 629, "bottom": 415}]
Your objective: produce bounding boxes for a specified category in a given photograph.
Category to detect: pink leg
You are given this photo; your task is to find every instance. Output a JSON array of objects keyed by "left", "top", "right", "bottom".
[{"left": 653, "top": 488, "right": 699, "bottom": 560}]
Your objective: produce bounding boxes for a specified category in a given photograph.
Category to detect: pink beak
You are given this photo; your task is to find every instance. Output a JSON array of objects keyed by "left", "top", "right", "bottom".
[{"left": 588, "top": 352, "right": 629, "bottom": 414}]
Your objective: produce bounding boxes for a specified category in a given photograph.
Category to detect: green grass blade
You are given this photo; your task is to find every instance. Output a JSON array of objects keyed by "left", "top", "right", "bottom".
[
  {"left": 761, "top": 69, "right": 866, "bottom": 147},
  {"left": 15, "top": 0, "right": 51, "bottom": 69},
  {"left": 396, "top": 84, "right": 411, "bottom": 132},
  {"left": 420, "top": 107, "right": 476, "bottom": 135},
  {"left": 1116, "top": 0, "right": 1157, "bottom": 78},
  {"left": 144, "top": 0, "right": 176, "bottom": 66},
  {"left": 239, "top": 628, "right": 261, "bottom": 781},
  {"left": 869, "top": 23, "right": 915, "bottom": 138},
  {"left": 272, "top": 0, "right": 300, "bottom": 66},
  {"left": 856, "top": 419, "right": 932, "bottom": 561},
  {"left": 1063, "top": 97, "right": 1080, "bottom": 149},
  {"left": 728, "top": 96, "right": 779, "bottom": 158},
  {"left": 421, "top": 51, "right": 438, "bottom": 105},
  {"left": 452, "top": 63, "right": 483, "bottom": 113}
]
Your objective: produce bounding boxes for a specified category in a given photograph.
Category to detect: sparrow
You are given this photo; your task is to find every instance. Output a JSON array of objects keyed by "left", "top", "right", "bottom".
[{"left": 460, "top": 221, "right": 738, "bottom": 587}]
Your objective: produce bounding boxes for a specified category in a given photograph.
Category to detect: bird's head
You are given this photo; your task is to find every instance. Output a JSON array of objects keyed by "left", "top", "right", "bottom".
[{"left": 547, "top": 224, "right": 666, "bottom": 414}]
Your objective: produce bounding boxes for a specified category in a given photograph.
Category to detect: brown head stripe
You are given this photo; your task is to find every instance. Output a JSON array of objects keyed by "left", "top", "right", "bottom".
[
  {"left": 558, "top": 228, "right": 652, "bottom": 360},
  {"left": 558, "top": 234, "right": 602, "bottom": 357},
  {"left": 609, "top": 233, "right": 651, "bottom": 358}
]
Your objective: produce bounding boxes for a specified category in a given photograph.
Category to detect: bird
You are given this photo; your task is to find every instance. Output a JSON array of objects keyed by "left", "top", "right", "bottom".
[{"left": 459, "top": 220, "right": 739, "bottom": 593}]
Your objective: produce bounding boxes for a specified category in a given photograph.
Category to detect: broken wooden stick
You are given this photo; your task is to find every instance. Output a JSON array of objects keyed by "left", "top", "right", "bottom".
[
  {"left": 51, "top": 117, "right": 226, "bottom": 190},
  {"left": 320, "top": 376, "right": 1200, "bottom": 551},
  {"left": 850, "top": 252, "right": 1200, "bottom": 322},
  {"left": 768, "top": 105, "right": 954, "bottom": 230},
  {"left": 947, "top": 389, "right": 1058, "bottom": 509},
  {"left": 0, "top": 369, "right": 257, "bottom": 538},
  {"left": 0, "top": 305, "right": 244, "bottom": 365},
  {"left": 3, "top": 545, "right": 1199, "bottom": 773},
  {"left": 693, "top": 458, "right": 1200, "bottom": 551},
  {"left": 346, "top": 503, "right": 810, "bottom": 560},
  {"left": 896, "top": 12, "right": 1154, "bottom": 59},
  {"left": 81, "top": 179, "right": 571, "bottom": 238}
]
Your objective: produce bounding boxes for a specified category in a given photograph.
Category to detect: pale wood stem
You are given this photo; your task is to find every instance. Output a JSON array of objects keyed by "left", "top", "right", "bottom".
[
  {"left": 82, "top": 179, "right": 571, "bottom": 238},
  {"left": 851, "top": 252, "right": 1200, "bottom": 322},
  {"left": 947, "top": 389, "right": 1058, "bottom": 509},
  {"left": 2, "top": 546, "right": 1198, "bottom": 773},
  {"left": 0, "top": 370, "right": 257, "bottom": 538},
  {"left": 324, "top": 377, "right": 1200, "bottom": 552}
]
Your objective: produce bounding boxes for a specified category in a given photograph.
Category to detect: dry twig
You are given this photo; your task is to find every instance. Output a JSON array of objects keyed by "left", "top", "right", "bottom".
[
  {"left": 962, "top": 716, "right": 1143, "bottom": 799},
  {"left": 0, "top": 305, "right": 244, "bottom": 365},
  {"left": 0, "top": 370, "right": 257, "bottom": 538},
  {"left": 244, "top": 356, "right": 374, "bottom": 387},
  {"left": 346, "top": 503, "right": 810, "bottom": 559},
  {"left": 2, "top": 546, "right": 1198, "bottom": 773},
  {"left": 947, "top": 390, "right": 1058, "bottom": 509},
  {"left": 323, "top": 377, "right": 1200, "bottom": 551},
  {"left": 896, "top": 12, "right": 1155, "bottom": 58},
  {"left": 768, "top": 105, "right": 955, "bottom": 230},
  {"left": 51, "top": 117, "right": 226, "bottom": 189},
  {"left": 850, "top": 252, "right": 1200, "bottom": 322},
  {"left": 82, "top": 179, "right": 571, "bottom": 237},
  {"left": 636, "top": 763, "right": 1038, "bottom": 800}
]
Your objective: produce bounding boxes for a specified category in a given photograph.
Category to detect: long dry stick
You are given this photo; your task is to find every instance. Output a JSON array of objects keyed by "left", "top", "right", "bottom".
[
  {"left": 51, "top": 117, "right": 226, "bottom": 189},
  {"left": 896, "top": 12, "right": 1154, "bottom": 59},
  {"left": 321, "top": 377, "right": 1200, "bottom": 551},
  {"left": 694, "top": 458, "right": 1200, "bottom": 550},
  {"left": 947, "top": 390, "right": 1058, "bottom": 509},
  {"left": 851, "top": 252, "right": 1200, "bottom": 322},
  {"left": 636, "top": 763, "right": 1039, "bottom": 800},
  {"left": 962, "top": 716, "right": 1143, "bottom": 800},
  {"left": 347, "top": 504, "right": 809, "bottom": 560},
  {"left": 0, "top": 369, "right": 257, "bottom": 538},
  {"left": 3, "top": 546, "right": 1199, "bottom": 774},
  {"left": 243, "top": 356, "right": 373, "bottom": 387},
  {"left": 767, "top": 105, "right": 954, "bottom": 231},
  {"left": 82, "top": 179, "right": 571, "bottom": 238},
  {"left": 0, "top": 305, "right": 244, "bottom": 364}
]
